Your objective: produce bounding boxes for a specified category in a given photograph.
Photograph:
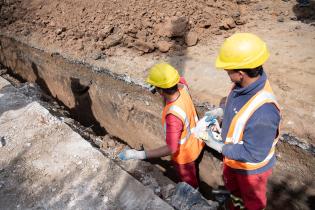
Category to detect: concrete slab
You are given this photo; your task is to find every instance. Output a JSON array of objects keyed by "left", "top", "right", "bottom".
[{"left": 0, "top": 77, "right": 173, "bottom": 210}]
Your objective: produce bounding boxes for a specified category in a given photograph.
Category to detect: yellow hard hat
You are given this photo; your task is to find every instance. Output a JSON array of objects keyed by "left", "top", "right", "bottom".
[
  {"left": 146, "top": 63, "right": 180, "bottom": 89},
  {"left": 215, "top": 33, "right": 270, "bottom": 70}
]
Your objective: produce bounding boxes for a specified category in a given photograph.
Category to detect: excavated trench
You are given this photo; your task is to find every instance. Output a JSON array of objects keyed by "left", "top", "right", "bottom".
[{"left": 1, "top": 34, "right": 315, "bottom": 209}]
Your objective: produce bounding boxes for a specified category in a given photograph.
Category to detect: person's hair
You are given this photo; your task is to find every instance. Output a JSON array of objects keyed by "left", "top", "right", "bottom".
[
  {"left": 161, "top": 84, "right": 178, "bottom": 95},
  {"left": 238, "top": 66, "right": 263, "bottom": 78}
]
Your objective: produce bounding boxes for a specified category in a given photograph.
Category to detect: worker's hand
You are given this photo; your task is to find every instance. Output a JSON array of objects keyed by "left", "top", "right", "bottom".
[
  {"left": 204, "top": 108, "right": 223, "bottom": 134},
  {"left": 205, "top": 107, "right": 224, "bottom": 122},
  {"left": 118, "top": 149, "right": 146, "bottom": 160},
  {"left": 193, "top": 116, "right": 212, "bottom": 138},
  {"left": 198, "top": 130, "right": 224, "bottom": 153}
]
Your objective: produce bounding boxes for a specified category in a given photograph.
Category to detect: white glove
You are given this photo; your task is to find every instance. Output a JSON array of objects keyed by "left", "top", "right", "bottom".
[
  {"left": 193, "top": 115, "right": 212, "bottom": 138},
  {"left": 194, "top": 110, "right": 223, "bottom": 140},
  {"left": 198, "top": 130, "right": 224, "bottom": 153},
  {"left": 118, "top": 149, "right": 146, "bottom": 160}
]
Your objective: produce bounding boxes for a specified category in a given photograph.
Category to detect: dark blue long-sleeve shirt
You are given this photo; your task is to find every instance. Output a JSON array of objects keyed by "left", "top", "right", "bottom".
[{"left": 221, "top": 71, "right": 280, "bottom": 175}]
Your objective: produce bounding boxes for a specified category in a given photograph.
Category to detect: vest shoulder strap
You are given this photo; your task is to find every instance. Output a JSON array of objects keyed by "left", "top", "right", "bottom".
[{"left": 226, "top": 82, "right": 279, "bottom": 144}]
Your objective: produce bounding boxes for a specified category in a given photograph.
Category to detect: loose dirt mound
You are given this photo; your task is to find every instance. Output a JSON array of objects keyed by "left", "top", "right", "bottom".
[{"left": 0, "top": 0, "right": 245, "bottom": 55}]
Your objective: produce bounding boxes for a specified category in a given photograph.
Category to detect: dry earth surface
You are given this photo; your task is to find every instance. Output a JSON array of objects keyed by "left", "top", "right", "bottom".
[
  {"left": 0, "top": 0, "right": 315, "bottom": 209},
  {"left": 1, "top": 0, "right": 314, "bottom": 144}
]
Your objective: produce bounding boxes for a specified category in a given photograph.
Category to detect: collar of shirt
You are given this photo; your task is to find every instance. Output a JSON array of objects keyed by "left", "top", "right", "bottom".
[{"left": 232, "top": 71, "right": 267, "bottom": 97}]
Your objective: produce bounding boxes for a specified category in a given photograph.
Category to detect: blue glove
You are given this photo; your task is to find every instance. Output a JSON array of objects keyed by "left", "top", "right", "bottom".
[{"left": 205, "top": 115, "right": 217, "bottom": 125}]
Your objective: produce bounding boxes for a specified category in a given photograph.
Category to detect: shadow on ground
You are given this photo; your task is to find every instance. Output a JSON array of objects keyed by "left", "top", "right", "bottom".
[
  {"left": 293, "top": 1, "right": 315, "bottom": 23},
  {"left": 267, "top": 175, "right": 315, "bottom": 210}
]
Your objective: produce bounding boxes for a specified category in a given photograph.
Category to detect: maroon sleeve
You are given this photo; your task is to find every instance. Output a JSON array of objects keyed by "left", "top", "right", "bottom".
[{"left": 165, "top": 114, "right": 183, "bottom": 153}]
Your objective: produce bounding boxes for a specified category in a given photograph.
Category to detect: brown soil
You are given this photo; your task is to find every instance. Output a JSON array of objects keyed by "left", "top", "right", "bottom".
[
  {"left": 1, "top": 0, "right": 315, "bottom": 209},
  {"left": 0, "top": 0, "right": 241, "bottom": 56},
  {"left": 1, "top": 0, "right": 314, "bottom": 145}
]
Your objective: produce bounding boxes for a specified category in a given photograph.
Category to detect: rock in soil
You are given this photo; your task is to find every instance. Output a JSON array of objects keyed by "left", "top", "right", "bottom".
[
  {"left": 157, "top": 40, "right": 173, "bottom": 53},
  {"left": 170, "top": 182, "right": 218, "bottom": 210},
  {"left": 133, "top": 40, "right": 155, "bottom": 53},
  {"left": 185, "top": 31, "right": 198, "bottom": 47},
  {"left": 155, "top": 16, "right": 188, "bottom": 38}
]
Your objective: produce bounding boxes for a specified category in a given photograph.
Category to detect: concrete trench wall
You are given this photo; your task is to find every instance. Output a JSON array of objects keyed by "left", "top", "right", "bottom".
[{"left": 0, "top": 35, "right": 222, "bottom": 187}]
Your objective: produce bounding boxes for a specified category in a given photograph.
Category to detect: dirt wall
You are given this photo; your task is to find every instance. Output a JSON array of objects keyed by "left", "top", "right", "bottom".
[{"left": 0, "top": 34, "right": 223, "bottom": 186}]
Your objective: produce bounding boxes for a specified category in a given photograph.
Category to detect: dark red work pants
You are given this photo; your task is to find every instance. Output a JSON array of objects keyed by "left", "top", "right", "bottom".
[
  {"left": 223, "top": 164, "right": 272, "bottom": 210},
  {"left": 173, "top": 161, "right": 199, "bottom": 188}
]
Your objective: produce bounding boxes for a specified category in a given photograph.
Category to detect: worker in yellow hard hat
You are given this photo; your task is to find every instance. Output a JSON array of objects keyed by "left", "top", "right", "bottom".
[
  {"left": 119, "top": 62, "right": 205, "bottom": 188},
  {"left": 197, "top": 33, "right": 281, "bottom": 209}
]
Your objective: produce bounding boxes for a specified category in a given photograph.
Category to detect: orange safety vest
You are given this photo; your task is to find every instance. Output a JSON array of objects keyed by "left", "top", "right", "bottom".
[
  {"left": 161, "top": 85, "right": 205, "bottom": 164},
  {"left": 224, "top": 80, "right": 280, "bottom": 170}
]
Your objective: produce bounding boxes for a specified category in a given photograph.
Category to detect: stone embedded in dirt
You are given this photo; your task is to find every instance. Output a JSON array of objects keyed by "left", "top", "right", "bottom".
[
  {"left": 93, "top": 137, "right": 103, "bottom": 147},
  {"left": 0, "top": 136, "right": 6, "bottom": 147},
  {"left": 235, "top": 17, "right": 246, "bottom": 25},
  {"left": 97, "top": 26, "right": 114, "bottom": 41},
  {"left": 157, "top": 40, "right": 172, "bottom": 53},
  {"left": 133, "top": 40, "right": 155, "bottom": 53},
  {"left": 220, "top": 18, "right": 236, "bottom": 30},
  {"left": 155, "top": 16, "right": 188, "bottom": 38},
  {"left": 56, "top": 27, "right": 66, "bottom": 35},
  {"left": 92, "top": 52, "right": 103, "bottom": 60},
  {"left": 254, "top": 4, "right": 269, "bottom": 11},
  {"left": 236, "top": 0, "right": 251, "bottom": 4},
  {"left": 290, "top": 16, "right": 298, "bottom": 21},
  {"left": 278, "top": 17, "right": 285, "bottom": 22},
  {"left": 122, "top": 35, "right": 135, "bottom": 48},
  {"left": 231, "top": 11, "right": 246, "bottom": 25},
  {"left": 185, "top": 31, "right": 198, "bottom": 47},
  {"left": 107, "top": 139, "right": 116, "bottom": 148},
  {"left": 136, "top": 30, "right": 148, "bottom": 40},
  {"left": 48, "top": 21, "right": 56, "bottom": 27},
  {"left": 102, "top": 33, "right": 123, "bottom": 49},
  {"left": 77, "top": 42, "right": 84, "bottom": 51},
  {"left": 101, "top": 141, "right": 108, "bottom": 149},
  {"left": 231, "top": 11, "right": 241, "bottom": 19},
  {"left": 198, "top": 19, "right": 212, "bottom": 29}
]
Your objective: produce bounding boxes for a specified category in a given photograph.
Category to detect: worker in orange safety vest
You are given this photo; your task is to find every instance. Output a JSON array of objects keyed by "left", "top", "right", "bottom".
[
  {"left": 197, "top": 33, "right": 281, "bottom": 210},
  {"left": 118, "top": 63, "right": 205, "bottom": 188}
]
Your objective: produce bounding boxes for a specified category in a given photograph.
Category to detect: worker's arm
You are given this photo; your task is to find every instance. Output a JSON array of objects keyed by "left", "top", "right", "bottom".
[
  {"left": 146, "top": 113, "right": 183, "bottom": 158},
  {"left": 145, "top": 145, "right": 172, "bottom": 158},
  {"left": 222, "top": 104, "right": 280, "bottom": 162},
  {"left": 118, "top": 145, "right": 173, "bottom": 160},
  {"left": 118, "top": 114, "right": 182, "bottom": 160}
]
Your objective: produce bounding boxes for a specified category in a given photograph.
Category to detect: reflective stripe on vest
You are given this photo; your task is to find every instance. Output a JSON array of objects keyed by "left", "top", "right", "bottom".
[
  {"left": 225, "top": 91, "right": 278, "bottom": 144},
  {"left": 161, "top": 85, "right": 204, "bottom": 164},
  {"left": 167, "top": 105, "right": 192, "bottom": 145},
  {"left": 224, "top": 80, "right": 280, "bottom": 170}
]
